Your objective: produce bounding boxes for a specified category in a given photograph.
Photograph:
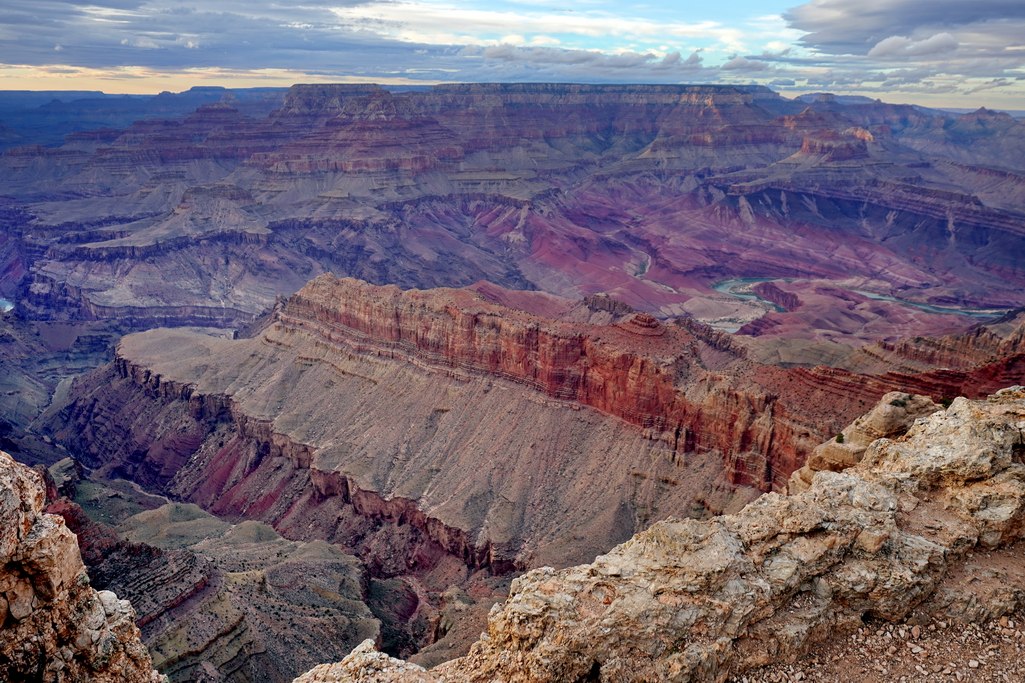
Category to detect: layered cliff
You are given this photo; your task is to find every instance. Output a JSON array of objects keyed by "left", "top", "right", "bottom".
[
  {"left": 5, "top": 82, "right": 1024, "bottom": 349},
  {"left": 46, "top": 276, "right": 1025, "bottom": 578},
  {"left": 0, "top": 450, "right": 162, "bottom": 682},
  {"left": 47, "top": 278, "right": 765, "bottom": 572},
  {"left": 297, "top": 387, "right": 1025, "bottom": 683}
]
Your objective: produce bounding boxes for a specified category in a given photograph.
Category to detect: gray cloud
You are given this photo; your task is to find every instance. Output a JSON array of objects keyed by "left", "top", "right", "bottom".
[
  {"left": 785, "top": 0, "right": 1025, "bottom": 54},
  {"left": 0, "top": 0, "right": 416, "bottom": 72},
  {"left": 722, "top": 56, "right": 773, "bottom": 72},
  {"left": 1, "top": 0, "right": 1023, "bottom": 107},
  {"left": 867, "top": 32, "right": 958, "bottom": 58},
  {"left": 471, "top": 46, "right": 705, "bottom": 73},
  {"left": 770, "top": 0, "right": 1025, "bottom": 101},
  {"left": 0, "top": 1, "right": 729, "bottom": 85}
]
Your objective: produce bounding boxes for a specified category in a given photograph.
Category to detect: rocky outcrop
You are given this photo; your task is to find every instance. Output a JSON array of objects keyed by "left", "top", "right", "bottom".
[
  {"left": 787, "top": 391, "right": 940, "bottom": 492},
  {"left": 750, "top": 282, "right": 800, "bottom": 313},
  {"left": 300, "top": 387, "right": 1025, "bottom": 682},
  {"left": 0, "top": 450, "right": 162, "bottom": 682}
]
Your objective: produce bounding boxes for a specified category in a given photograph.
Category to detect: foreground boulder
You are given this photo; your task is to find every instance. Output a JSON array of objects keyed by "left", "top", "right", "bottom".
[
  {"left": 0, "top": 451, "right": 162, "bottom": 682},
  {"left": 296, "top": 387, "right": 1025, "bottom": 682}
]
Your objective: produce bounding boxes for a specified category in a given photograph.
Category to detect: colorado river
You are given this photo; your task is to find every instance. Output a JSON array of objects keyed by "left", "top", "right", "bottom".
[
  {"left": 713, "top": 277, "right": 1010, "bottom": 322},
  {"left": 852, "top": 290, "right": 1008, "bottom": 319},
  {"left": 711, "top": 278, "right": 786, "bottom": 313}
]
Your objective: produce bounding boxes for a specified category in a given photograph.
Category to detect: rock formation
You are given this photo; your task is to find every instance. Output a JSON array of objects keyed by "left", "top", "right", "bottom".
[
  {"left": 3, "top": 83, "right": 1024, "bottom": 341},
  {"left": 5, "top": 83, "right": 1024, "bottom": 679},
  {"left": 42, "top": 456, "right": 384, "bottom": 683},
  {"left": 295, "top": 387, "right": 1025, "bottom": 682},
  {"left": 788, "top": 391, "right": 941, "bottom": 492},
  {"left": 0, "top": 450, "right": 162, "bottom": 682},
  {"left": 45, "top": 276, "right": 1025, "bottom": 575}
]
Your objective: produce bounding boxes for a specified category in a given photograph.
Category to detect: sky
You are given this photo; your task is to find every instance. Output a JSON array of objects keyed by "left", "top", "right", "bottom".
[{"left": 1, "top": 0, "right": 1024, "bottom": 108}]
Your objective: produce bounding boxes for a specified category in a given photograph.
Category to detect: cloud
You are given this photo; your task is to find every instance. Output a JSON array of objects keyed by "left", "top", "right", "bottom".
[
  {"left": 0, "top": 0, "right": 740, "bottom": 86},
  {"left": 867, "top": 32, "right": 958, "bottom": 59},
  {"left": 471, "top": 45, "right": 705, "bottom": 73},
  {"left": 967, "top": 77, "right": 1014, "bottom": 93},
  {"left": 0, "top": 0, "right": 1023, "bottom": 108},
  {"left": 771, "top": 0, "right": 1025, "bottom": 103},
  {"left": 721, "top": 56, "right": 772, "bottom": 72},
  {"left": 785, "top": 0, "right": 1025, "bottom": 54},
  {"left": 331, "top": 1, "right": 746, "bottom": 51}
]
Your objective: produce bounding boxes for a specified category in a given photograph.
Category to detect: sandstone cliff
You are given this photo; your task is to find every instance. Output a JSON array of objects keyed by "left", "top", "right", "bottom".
[
  {"left": 295, "top": 387, "right": 1025, "bottom": 682},
  {"left": 0, "top": 450, "right": 162, "bottom": 682},
  {"left": 47, "top": 282, "right": 760, "bottom": 572}
]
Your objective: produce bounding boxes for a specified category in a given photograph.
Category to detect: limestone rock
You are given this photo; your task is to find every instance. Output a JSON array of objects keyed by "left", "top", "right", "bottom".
[
  {"left": 0, "top": 450, "right": 163, "bottom": 682},
  {"left": 297, "top": 388, "right": 1025, "bottom": 682},
  {"left": 789, "top": 391, "right": 939, "bottom": 493},
  {"left": 294, "top": 641, "right": 432, "bottom": 683}
]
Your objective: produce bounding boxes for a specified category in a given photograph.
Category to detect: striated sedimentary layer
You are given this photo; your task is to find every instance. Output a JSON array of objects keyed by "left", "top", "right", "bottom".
[
  {"left": 106, "top": 506, "right": 379, "bottom": 683},
  {"left": 46, "top": 458, "right": 386, "bottom": 683},
  {"left": 296, "top": 387, "right": 1025, "bottom": 683},
  {"left": 47, "top": 277, "right": 1025, "bottom": 575},
  {"left": 0, "top": 450, "right": 162, "bottom": 682},
  {"left": 4, "top": 83, "right": 1025, "bottom": 345}
]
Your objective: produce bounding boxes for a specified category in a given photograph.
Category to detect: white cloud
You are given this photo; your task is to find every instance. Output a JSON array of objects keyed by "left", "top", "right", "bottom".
[{"left": 330, "top": 1, "right": 746, "bottom": 52}]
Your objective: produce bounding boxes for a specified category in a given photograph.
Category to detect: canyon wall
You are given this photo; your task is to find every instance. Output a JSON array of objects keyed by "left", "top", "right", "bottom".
[
  {"left": 4, "top": 83, "right": 1024, "bottom": 341},
  {"left": 46, "top": 277, "right": 1025, "bottom": 577}
]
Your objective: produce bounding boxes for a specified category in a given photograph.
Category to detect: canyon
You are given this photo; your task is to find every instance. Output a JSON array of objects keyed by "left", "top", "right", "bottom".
[
  {"left": 2, "top": 83, "right": 1025, "bottom": 680},
  {"left": 39, "top": 274, "right": 1025, "bottom": 678},
  {"left": 3, "top": 84, "right": 1024, "bottom": 335},
  {"left": 3, "top": 83, "right": 1025, "bottom": 439}
]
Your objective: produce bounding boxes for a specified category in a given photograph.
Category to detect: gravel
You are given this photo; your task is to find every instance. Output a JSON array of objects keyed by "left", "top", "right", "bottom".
[{"left": 730, "top": 611, "right": 1025, "bottom": 683}]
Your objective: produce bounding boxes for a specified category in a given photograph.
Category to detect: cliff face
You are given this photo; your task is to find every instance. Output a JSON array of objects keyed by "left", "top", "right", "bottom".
[
  {"left": 298, "top": 387, "right": 1025, "bottom": 683},
  {"left": 0, "top": 450, "right": 162, "bottom": 682},
  {"left": 286, "top": 276, "right": 708, "bottom": 433},
  {"left": 46, "top": 276, "right": 1025, "bottom": 577}
]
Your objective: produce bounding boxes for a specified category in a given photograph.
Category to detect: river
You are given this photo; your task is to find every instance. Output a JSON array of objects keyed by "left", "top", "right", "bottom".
[{"left": 712, "top": 278, "right": 1007, "bottom": 321}]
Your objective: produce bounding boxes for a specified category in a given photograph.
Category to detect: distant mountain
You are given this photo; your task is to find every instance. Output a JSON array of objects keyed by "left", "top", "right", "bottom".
[{"left": 0, "top": 86, "right": 287, "bottom": 150}]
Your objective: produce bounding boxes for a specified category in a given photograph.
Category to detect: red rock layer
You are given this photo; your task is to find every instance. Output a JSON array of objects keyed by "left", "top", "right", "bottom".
[
  {"left": 283, "top": 275, "right": 696, "bottom": 430},
  {"left": 282, "top": 276, "right": 1025, "bottom": 491}
]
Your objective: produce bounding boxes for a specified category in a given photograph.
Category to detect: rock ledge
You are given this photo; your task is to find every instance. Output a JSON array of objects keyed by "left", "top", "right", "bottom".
[{"left": 296, "top": 387, "right": 1025, "bottom": 682}]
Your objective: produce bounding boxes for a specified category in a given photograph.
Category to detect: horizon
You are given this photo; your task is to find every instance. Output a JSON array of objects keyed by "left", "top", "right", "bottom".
[
  {"left": 1, "top": 82, "right": 1021, "bottom": 118},
  {"left": 1, "top": 1, "right": 1023, "bottom": 109}
]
